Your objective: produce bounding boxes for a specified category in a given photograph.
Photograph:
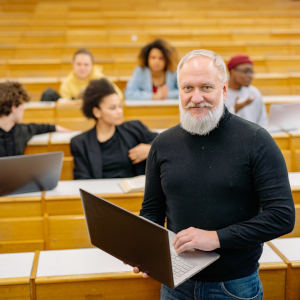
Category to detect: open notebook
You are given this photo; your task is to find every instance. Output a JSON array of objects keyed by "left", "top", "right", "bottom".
[{"left": 118, "top": 175, "right": 145, "bottom": 193}]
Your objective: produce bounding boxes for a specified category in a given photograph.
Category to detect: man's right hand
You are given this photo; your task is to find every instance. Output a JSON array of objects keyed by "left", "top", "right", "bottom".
[{"left": 234, "top": 94, "right": 255, "bottom": 113}]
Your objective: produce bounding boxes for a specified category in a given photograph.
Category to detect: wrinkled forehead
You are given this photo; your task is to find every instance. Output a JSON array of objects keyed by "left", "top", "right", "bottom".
[{"left": 179, "top": 56, "right": 221, "bottom": 84}]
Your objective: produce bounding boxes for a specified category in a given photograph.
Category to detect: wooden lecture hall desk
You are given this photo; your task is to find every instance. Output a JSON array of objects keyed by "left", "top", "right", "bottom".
[
  {"left": 0, "top": 252, "right": 35, "bottom": 300},
  {"left": 270, "top": 238, "right": 300, "bottom": 300},
  {"left": 34, "top": 248, "right": 160, "bottom": 300},
  {"left": 22, "top": 101, "right": 55, "bottom": 124},
  {"left": 43, "top": 179, "right": 143, "bottom": 250},
  {"left": 0, "top": 243, "right": 288, "bottom": 300},
  {"left": 44, "top": 179, "right": 143, "bottom": 216},
  {"left": 49, "top": 131, "right": 81, "bottom": 157},
  {"left": 123, "top": 99, "right": 180, "bottom": 129},
  {"left": 263, "top": 95, "right": 300, "bottom": 114}
]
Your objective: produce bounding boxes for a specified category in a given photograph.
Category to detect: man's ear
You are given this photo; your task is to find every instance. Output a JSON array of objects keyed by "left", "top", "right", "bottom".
[
  {"left": 92, "top": 106, "right": 101, "bottom": 119},
  {"left": 223, "top": 80, "right": 228, "bottom": 102}
]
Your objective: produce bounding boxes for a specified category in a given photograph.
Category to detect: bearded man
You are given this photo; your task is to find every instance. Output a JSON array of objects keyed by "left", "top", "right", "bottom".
[{"left": 134, "top": 50, "right": 295, "bottom": 300}]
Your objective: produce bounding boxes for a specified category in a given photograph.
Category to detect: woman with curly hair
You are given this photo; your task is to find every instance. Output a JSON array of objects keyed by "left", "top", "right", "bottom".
[
  {"left": 124, "top": 39, "right": 179, "bottom": 100},
  {"left": 0, "top": 82, "right": 69, "bottom": 157},
  {"left": 70, "top": 78, "right": 157, "bottom": 179}
]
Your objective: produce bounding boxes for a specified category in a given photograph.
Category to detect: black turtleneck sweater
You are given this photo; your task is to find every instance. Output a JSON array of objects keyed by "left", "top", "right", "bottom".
[
  {"left": 0, "top": 123, "right": 56, "bottom": 157},
  {"left": 140, "top": 107, "right": 295, "bottom": 282}
]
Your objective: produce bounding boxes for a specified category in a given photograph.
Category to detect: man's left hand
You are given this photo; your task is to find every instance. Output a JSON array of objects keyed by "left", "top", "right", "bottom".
[
  {"left": 172, "top": 227, "right": 220, "bottom": 253},
  {"left": 128, "top": 143, "right": 151, "bottom": 164}
]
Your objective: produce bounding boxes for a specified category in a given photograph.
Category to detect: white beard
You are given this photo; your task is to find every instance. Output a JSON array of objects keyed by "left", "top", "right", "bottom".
[{"left": 179, "top": 96, "right": 224, "bottom": 136}]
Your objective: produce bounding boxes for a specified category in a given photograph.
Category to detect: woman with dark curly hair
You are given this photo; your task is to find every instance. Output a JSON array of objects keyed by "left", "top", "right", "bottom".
[
  {"left": 124, "top": 39, "right": 179, "bottom": 100},
  {"left": 0, "top": 82, "right": 70, "bottom": 157},
  {"left": 70, "top": 78, "right": 157, "bottom": 179}
]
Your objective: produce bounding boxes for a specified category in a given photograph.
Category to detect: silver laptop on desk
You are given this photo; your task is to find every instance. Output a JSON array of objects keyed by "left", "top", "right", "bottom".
[
  {"left": 266, "top": 102, "right": 300, "bottom": 133},
  {"left": 0, "top": 152, "right": 63, "bottom": 196},
  {"left": 79, "top": 189, "right": 219, "bottom": 289}
]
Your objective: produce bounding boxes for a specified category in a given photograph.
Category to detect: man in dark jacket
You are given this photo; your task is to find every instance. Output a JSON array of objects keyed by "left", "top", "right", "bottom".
[
  {"left": 134, "top": 50, "right": 295, "bottom": 300},
  {"left": 0, "top": 82, "right": 70, "bottom": 157}
]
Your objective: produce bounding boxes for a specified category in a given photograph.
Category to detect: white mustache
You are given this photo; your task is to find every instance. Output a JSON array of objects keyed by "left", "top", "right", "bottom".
[{"left": 185, "top": 102, "right": 213, "bottom": 108}]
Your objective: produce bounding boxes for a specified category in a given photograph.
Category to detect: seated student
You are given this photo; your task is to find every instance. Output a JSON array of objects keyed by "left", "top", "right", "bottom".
[
  {"left": 225, "top": 54, "right": 268, "bottom": 127},
  {"left": 59, "top": 48, "right": 123, "bottom": 100},
  {"left": 124, "top": 38, "right": 179, "bottom": 100},
  {"left": 70, "top": 78, "right": 157, "bottom": 180},
  {"left": 0, "top": 82, "right": 70, "bottom": 157}
]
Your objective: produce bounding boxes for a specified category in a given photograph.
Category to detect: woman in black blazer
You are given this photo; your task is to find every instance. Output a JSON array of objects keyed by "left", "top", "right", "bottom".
[{"left": 70, "top": 78, "right": 158, "bottom": 179}]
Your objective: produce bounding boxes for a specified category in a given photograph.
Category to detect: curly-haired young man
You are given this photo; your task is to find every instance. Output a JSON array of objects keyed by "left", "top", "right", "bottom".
[{"left": 0, "top": 82, "right": 69, "bottom": 157}]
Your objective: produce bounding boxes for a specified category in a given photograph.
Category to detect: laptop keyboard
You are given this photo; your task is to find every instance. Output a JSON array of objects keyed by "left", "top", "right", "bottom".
[{"left": 171, "top": 253, "right": 197, "bottom": 279}]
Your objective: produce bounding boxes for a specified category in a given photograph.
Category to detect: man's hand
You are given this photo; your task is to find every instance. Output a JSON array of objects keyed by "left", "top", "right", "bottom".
[
  {"left": 172, "top": 227, "right": 220, "bottom": 253},
  {"left": 234, "top": 94, "right": 255, "bottom": 113},
  {"left": 55, "top": 125, "right": 72, "bottom": 132},
  {"left": 128, "top": 143, "right": 151, "bottom": 164}
]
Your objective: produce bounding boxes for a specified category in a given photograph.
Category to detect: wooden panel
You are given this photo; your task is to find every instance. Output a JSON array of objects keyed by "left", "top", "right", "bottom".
[
  {"left": 259, "top": 266, "right": 286, "bottom": 300},
  {"left": 35, "top": 274, "right": 161, "bottom": 300},
  {"left": 292, "top": 188, "right": 300, "bottom": 205},
  {"left": 0, "top": 217, "right": 44, "bottom": 242},
  {"left": 49, "top": 143, "right": 71, "bottom": 157},
  {"left": 0, "top": 281, "right": 31, "bottom": 300},
  {"left": 282, "top": 205, "right": 300, "bottom": 238},
  {"left": 24, "top": 145, "right": 49, "bottom": 155},
  {"left": 290, "top": 134, "right": 300, "bottom": 149},
  {"left": 23, "top": 106, "right": 55, "bottom": 121},
  {"left": 290, "top": 267, "right": 300, "bottom": 300},
  {"left": 0, "top": 197, "right": 42, "bottom": 218},
  {"left": 281, "top": 150, "right": 292, "bottom": 172},
  {"left": 0, "top": 240, "right": 44, "bottom": 254},
  {"left": 124, "top": 115, "right": 179, "bottom": 130},
  {"left": 292, "top": 150, "right": 300, "bottom": 172},
  {"left": 47, "top": 215, "right": 93, "bottom": 250},
  {"left": 55, "top": 118, "right": 95, "bottom": 131},
  {"left": 45, "top": 193, "right": 143, "bottom": 215},
  {"left": 271, "top": 134, "right": 289, "bottom": 150},
  {"left": 55, "top": 106, "right": 86, "bottom": 118},
  {"left": 60, "top": 157, "right": 74, "bottom": 181},
  {"left": 124, "top": 105, "right": 179, "bottom": 117}
]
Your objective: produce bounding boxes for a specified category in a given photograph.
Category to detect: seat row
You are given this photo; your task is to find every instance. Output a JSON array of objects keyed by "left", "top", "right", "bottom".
[
  {"left": 0, "top": 237, "right": 299, "bottom": 300},
  {"left": 0, "top": 177, "right": 299, "bottom": 254},
  {"left": 2, "top": 239, "right": 299, "bottom": 300}
]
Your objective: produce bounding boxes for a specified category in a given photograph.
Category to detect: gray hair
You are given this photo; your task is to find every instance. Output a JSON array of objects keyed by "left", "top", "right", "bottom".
[{"left": 177, "top": 49, "right": 227, "bottom": 85}]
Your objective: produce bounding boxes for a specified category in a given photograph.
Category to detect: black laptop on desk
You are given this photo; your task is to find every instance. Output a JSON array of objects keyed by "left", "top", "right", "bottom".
[{"left": 0, "top": 152, "right": 63, "bottom": 196}]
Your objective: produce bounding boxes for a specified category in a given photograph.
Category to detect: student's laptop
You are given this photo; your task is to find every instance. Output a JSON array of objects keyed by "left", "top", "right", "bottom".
[
  {"left": 79, "top": 189, "right": 220, "bottom": 289},
  {"left": 266, "top": 102, "right": 300, "bottom": 133},
  {"left": 0, "top": 152, "right": 64, "bottom": 196}
]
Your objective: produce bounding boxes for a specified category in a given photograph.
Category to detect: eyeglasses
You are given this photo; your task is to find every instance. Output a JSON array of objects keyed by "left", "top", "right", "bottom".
[{"left": 234, "top": 68, "right": 255, "bottom": 75}]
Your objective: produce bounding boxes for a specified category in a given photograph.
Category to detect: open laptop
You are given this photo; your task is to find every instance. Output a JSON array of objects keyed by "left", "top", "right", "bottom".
[
  {"left": 266, "top": 102, "right": 300, "bottom": 133},
  {"left": 80, "top": 189, "right": 220, "bottom": 289},
  {"left": 0, "top": 152, "right": 63, "bottom": 196}
]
